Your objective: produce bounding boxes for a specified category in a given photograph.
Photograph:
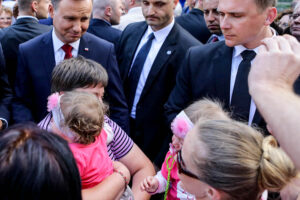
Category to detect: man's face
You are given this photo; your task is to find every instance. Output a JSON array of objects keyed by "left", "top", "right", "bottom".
[
  {"left": 290, "top": 6, "right": 300, "bottom": 41},
  {"left": 142, "top": 0, "right": 175, "bottom": 31},
  {"left": 218, "top": 0, "right": 270, "bottom": 49},
  {"left": 50, "top": 0, "right": 92, "bottom": 44},
  {"left": 110, "top": 0, "right": 123, "bottom": 25},
  {"left": 203, "top": 0, "right": 221, "bottom": 35},
  {"left": 36, "top": 0, "right": 51, "bottom": 19}
]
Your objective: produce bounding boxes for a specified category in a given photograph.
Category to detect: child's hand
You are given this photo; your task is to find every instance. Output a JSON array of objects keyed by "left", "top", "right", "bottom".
[
  {"left": 113, "top": 161, "right": 131, "bottom": 183},
  {"left": 140, "top": 176, "right": 159, "bottom": 193}
]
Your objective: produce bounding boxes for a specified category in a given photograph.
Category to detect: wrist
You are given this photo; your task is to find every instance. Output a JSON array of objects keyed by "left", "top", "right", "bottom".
[
  {"left": 114, "top": 169, "right": 129, "bottom": 191},
  {"left": 148, "top": 182, "right": 159, "bottom": 195}
]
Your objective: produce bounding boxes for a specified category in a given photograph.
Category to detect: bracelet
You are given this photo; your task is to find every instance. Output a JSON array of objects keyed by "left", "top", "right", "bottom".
[{"left": 114, "top": 169, "right": 129, "bottom": 190}]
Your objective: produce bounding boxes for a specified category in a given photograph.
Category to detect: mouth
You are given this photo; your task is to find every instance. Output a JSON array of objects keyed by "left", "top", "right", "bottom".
[
  {"left": 146, "top": 16, "right": 159, "bottom": 21},
  {"left": 208, "top": 25, "right": 220, "bottom": 29},
  {"left": 224, "top": 34, "right": 235, "bottom": 39}
]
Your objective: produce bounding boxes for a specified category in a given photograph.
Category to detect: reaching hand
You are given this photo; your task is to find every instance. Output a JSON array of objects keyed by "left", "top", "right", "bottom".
[{"left": 140, "top": 176, "right": 159, "bottom": 193}]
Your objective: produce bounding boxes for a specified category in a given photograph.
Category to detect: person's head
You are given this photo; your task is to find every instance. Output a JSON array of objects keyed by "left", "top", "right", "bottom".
[
  {"left": 93, "top": 0, "right": 123, "bottom": 25},
  {"left": 0, "top": 123, "right": 82, "bottom": 200},
  {"left": 50, "top": 0, "right": 92, "bottom": 44},
  {"left": 13, "top": 3, "right": 19, "bottom": 18},
  {"left": 142, "top": 0, "right": 176, "bottom": 31},
  {"left": 171, "top": 99, "right": 230, "bottom": 152},
  {"left": 123, "top": 0, "right": 141, "bottom": 12},
  {"left": 0, "top": 7, "right": 12, "bottom": 28},
  {"left": 203, "top": 0, "right": 221, "bottom": 35},
  {"left": 179, "top": 120, "right": 297, "bottom": 200},
  {"left": 276, "top": 9, "right": 292, "bottom": 30},
  {"left": 186, "top": 0, "right": 196, "bottom": 9},
  {"left": 290, "top": 2, "right": 300, "bottom": 41},
  {"left": 18, "top": 0, "right": 51, "bottom": 19},
  {"left": 218, "top": 0, "right": 277, "bottom": 49},
  {"left": 57, "top": 91, "right": 104, "bottom": 145},
  {"left": 51, "top": 56, "right": 108, "bottom": 100}
]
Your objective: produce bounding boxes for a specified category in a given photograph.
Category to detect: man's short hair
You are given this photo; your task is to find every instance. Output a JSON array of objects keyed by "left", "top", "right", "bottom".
[
  {"left": 51, "top": 56, "right": 108, "bottom": 93},
  {"left": 255, "top": 0, "right": 276, "bottom": 10},
  {"left": 18, "top": 0, "right": 38, "bottom": 12}
]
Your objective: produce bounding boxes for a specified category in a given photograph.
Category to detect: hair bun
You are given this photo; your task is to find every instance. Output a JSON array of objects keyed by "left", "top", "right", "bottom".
[{"left": 258, "top": 136, "right": 297, "bottom": 192}]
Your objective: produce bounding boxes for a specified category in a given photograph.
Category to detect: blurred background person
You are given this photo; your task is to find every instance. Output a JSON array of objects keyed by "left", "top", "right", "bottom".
[
  {"left": 290, "top": 2, "right": 300, "bottom": 41},
  {"left": 0, "top": 7, "right": 12, "bottom": 28}
]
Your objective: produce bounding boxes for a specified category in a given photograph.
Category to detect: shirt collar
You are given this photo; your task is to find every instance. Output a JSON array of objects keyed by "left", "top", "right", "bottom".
[
  {"left": 17, "top": 16, "right": 38, "bottom": 21},
  {"left": 52, "top": 29, "right": 80, "bottom": 52},
  {"left": 145, "top": 18, "right": 175, "bottom": 43},
  {"left": 233, "top": 27, "right": 276, "bottom": 58}
]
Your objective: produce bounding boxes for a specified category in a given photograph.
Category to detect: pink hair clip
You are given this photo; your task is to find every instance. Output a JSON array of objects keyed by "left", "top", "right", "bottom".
[
  {"left": 47, "top": 93, "right": 60, "bottom": 112},
  {"left": 171, "top": 111, "right": 194, "bottom": 139}
]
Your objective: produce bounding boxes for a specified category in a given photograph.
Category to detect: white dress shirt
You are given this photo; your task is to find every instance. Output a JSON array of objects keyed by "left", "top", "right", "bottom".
[
  {"left": 113, "top": 7, "right": 145, "bottom": 31},
  {"left": 230, "top": 28, "right": 276, "bottom": 125},
  {"left": 130, "top": 19, "right": 175, "bottom": 118},
  {"left": 52, "top": 30, "right": 80, "bottom": 65}
]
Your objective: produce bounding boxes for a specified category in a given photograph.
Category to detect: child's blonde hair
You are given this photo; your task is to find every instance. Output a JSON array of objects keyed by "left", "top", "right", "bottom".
[
  {"left": 60, "top": 91, "right": 104, "bottom": 145},
  {"left": 184, "top": 98, "right": 230, "bottom": 123}
]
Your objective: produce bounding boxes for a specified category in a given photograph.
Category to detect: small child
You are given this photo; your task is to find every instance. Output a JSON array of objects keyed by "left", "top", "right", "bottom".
[
  {"left": 47, "top": 91, "right": 131, "bottom": 195},
  {"left": 140, "top": 99, "right": 230, "bottom": 200}
]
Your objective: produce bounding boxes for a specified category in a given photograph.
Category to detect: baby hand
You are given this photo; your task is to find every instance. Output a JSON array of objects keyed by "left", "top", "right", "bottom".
[{"left": 140, "top": 176, "right": 159, "bottom": 193}]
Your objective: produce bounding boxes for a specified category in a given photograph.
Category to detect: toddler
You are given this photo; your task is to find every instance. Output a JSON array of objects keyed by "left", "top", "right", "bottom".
[{"left": 140, "top": 99, "right": 230, "bottom": 200}]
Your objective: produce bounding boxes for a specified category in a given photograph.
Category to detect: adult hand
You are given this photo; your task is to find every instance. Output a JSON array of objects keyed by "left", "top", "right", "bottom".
[{"left": 249, "top": 35, "right": 300, "bottom": 94}]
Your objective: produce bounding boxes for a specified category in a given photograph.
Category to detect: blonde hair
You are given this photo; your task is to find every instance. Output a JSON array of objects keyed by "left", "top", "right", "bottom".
[
  {"left": 191, "top": 120, "right": 297, "bottom": 200},
  {"left": 60, "top": 91, "right": 104, "bottom": 145},
  {"left": 184, "top": 98, "right": 230, "bottom": 123}
]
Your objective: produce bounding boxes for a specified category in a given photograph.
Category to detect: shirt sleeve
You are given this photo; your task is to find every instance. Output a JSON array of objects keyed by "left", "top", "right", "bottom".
[{"left": 105, "top": 116, "right": 134, "bottom": 160}]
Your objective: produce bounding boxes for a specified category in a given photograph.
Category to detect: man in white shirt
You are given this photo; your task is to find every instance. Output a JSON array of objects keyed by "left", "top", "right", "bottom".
[
  {"left": 113, "top": 0, "right": 145, "bottom": 31},
  {"left": 117, "top": 0, "right": 200, "bottom": 167},
  {"left": 165, "top": 0, "right": 290, "bottom": 133}
]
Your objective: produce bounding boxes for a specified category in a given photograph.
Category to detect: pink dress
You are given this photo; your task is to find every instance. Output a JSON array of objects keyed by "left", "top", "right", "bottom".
[{"left": 69, "top": 129, "right": 113, "bottom": 189}]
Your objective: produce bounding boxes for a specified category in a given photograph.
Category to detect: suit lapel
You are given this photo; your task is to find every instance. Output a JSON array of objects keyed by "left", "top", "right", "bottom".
[
  {"left": 78, "top": 34, "right": 90, "bottom": 57},
  {"left": 123, "top": 23, "right": 148, "bottom": 77},
  {"left": 139, "top": 24, "right": 178, "bottom": 101},
  {"left": 41, "top": 31, "right": 56, "bottom": 81},
  {"left": 213, "top": 42, "right": 233, "bottom": 108}
]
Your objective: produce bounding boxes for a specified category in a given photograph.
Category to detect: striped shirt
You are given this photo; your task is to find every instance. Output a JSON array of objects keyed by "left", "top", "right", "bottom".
[{"left": 38, "top": 113, "right": 134, "bottom": 161}]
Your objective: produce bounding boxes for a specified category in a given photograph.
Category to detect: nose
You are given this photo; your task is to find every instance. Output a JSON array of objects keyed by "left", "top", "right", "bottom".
[
  {"left": 72, "top": 21, "right": 81, "bottom": 33},
  {"left": 220, "top": 14, "right": 230, "bottom": 30},
  {"left": 146, "top": 4, "right": 156, "bottom": 16},
  {"left": 207, "top": 12, "right": 215, "bottom": 22}
]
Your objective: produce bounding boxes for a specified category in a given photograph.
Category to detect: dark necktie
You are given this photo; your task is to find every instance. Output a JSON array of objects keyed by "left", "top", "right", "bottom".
[
  {"left": 126, "top": 33, "right": 155, "bottom": 110},
  {"left": 62, "top": 44, "right": 73, "bottom": 60},
  {"left": 231, "top": 50, "right": 256, "bottom": 121}
]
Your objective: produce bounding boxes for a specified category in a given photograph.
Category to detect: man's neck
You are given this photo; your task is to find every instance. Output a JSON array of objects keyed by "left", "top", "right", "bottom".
[{"left": 18, "top": 11, "right": 35, "bottom": 17}]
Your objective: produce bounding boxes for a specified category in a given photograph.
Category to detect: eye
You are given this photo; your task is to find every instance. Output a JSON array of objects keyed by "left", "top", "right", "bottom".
[
  {"left": 219, "top": 12, "right": 225, "bottom": 17},
  {"left": 142, "top": 0, "right": 149, "bottom": 6},
  {"left": 232, "top": 13, "right": 242, "bottom": 18}
]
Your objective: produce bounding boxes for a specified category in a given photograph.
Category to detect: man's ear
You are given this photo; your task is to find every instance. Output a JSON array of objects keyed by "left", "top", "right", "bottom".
[
  {"left": 265, "top": 7, "right": 277, "bottom": 26},
  {"left": 49, "top": 3, "right": 54, "bottom": 18},
  {"left": 104, "top": 6, "right": 112, "bottom": 17},
  {"left": 130, "top": 0, "right": 135, "bottom": 6},
  {"left": 31, "top": 0, "right": 39, "bottom": 14}
]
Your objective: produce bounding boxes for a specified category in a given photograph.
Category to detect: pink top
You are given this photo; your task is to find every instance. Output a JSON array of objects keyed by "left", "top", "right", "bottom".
[
  {"left": 69, "top": 129, "right": 114, "bottom": 189},
  {"left": 161, "top": 151, "right": 181, "bottom": 200}
]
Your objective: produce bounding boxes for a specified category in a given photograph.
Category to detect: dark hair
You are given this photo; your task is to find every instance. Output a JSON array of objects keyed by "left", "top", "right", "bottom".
[
  {"left": 0, "top": 123, "right": 82, "bottom": 200},
  {"left": 52, "top": 0, "right": 92, "bottom": 11},
  {"left": 18, "top": 0, "right": 38, "bottom": 12},
  {"left": 51, "top": 56, "right": 108, "bottom": 93}
]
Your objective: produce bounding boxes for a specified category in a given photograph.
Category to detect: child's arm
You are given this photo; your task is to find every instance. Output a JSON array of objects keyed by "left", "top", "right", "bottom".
[
  {"left": 82, "top": 161, "right": 130, "bottom": 200},
  {"left": 140, "top": 171, "right": 167, "bottom": 194}
]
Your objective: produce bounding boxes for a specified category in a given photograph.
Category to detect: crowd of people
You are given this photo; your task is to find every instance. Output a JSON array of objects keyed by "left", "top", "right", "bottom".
[{"left": 0, "top": 0, "right": 300, "bottom": 199}]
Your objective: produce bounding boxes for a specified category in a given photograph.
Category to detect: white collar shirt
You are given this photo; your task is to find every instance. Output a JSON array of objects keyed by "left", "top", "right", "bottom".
[
  {"left": 52, "top": 29, "right": 80, "bottom": 65},
  {"left": 230, "top": 27, "right": 276, "bottom": 125}
]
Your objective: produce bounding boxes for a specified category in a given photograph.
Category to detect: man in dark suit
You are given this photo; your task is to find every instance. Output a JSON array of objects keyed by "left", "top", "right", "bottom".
[
  {"left": 117, "top": 0, "right": 201, "bottom": 166},
  {"left": 165, "top": 0, "right": 296, "bottom": 134},
  {"left": 0, "top": 0, "right": 52, "bottom": 86},
  {"left": 0, "top": 44, "right": 12, "bottom": 130},
  {"left": 13, "top": 0, "right": 129, "bottom": 133},
  {"left": 176, "top": 0, "right": 211, "bottom": 43},
  {"left": 87, "top": 0, "right": 122, "bottom": 48}
]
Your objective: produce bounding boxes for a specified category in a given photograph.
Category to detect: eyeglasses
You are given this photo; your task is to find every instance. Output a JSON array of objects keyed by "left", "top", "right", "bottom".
[{"left": 177, "top": 149, "right": 201, "bottom": 180}]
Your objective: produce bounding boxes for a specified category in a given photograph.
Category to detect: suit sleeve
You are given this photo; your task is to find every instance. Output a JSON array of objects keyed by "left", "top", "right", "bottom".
[
  {"left": 0, "top": 44, "right": 12, "bottom": 126},
  {"left": 164, "top": 48, "right": 194, "bottom": 126},
  {"left": 12, "top": 44, "right": 34, "bottom": 123},
  {"left": 105, "top": 44, "right": 130, "bottom": 133}
]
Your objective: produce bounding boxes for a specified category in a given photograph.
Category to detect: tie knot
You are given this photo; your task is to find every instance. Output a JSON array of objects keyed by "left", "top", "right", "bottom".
[
  {"left": 241, "top": 50, "right": 256, "bottom": 61},
  {"left": 148, "top": 33, "right": 155, "bottom": 41},
  {"left": 62, "top": 44, "right": 73, "bottom": 53}
]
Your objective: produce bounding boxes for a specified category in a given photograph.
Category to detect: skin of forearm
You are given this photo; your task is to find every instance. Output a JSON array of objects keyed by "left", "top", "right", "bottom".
[
  {"left": 82, "top": 172, "right": 125, "bottom": 200},
  {"left": 131, "top": 166, "right": 154, "bottom": 200},
  {"left": 250, "top": 84, "right": 300, "bottom": 169}
]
